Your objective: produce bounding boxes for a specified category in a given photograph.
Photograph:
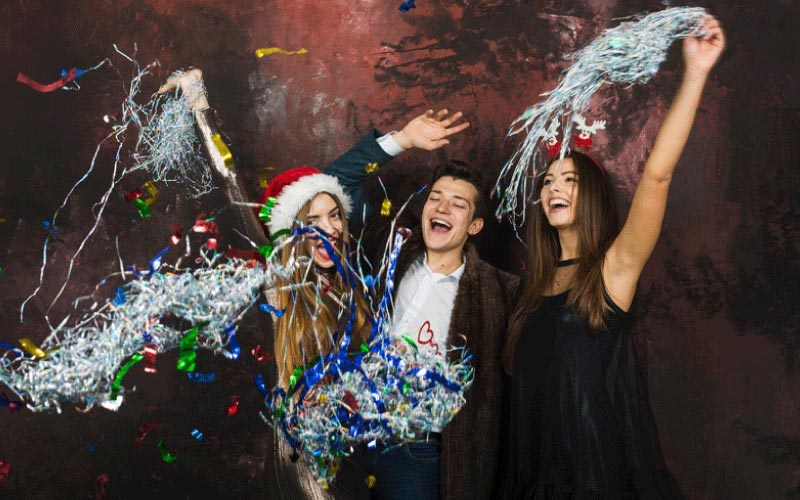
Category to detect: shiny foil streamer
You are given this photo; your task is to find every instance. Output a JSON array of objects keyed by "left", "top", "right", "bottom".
[
  {"left": 265, "top": 225, "right": 473, "bottom": 488},
  {"left": 2, "top": 253, "right": 288, "bottom": 413},
  {"left": 5, "top": 153, "right": 472, "bottom": 492},
  {"left": 133, "top": 73, "right": 215, "bottom": 198},
  {"left": 493, "top": 7, "right": 707, "bottom": 228},
  {"left": 20, "top": 48, "right": 213, "bottom": 325}
]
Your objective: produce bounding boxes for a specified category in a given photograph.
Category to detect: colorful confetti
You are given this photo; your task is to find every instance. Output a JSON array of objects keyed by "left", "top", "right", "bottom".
[
  {"left": 109, "top": 353, "right": 143, "bottom": 401},
  {"left": 380, "top": 198, "right": 392, "bottom": 217},
  {"left": 258, "top": 302, "right": 285, "bottom": 318},
  {"left": 226, "top": 395, "right": 241, "bottom": 417},
  {"left": 157, "top": 439, "right": 177, "bottom": 463},
  {"left": 210, "top": 134, "right": 233, "bottom": 169},
  {"left": 0, "top": 460, "right": 10, "bottom": 482},
  {"left": 95, "top": 473, "right": 110, "bottom": 500},
  {"left": 16, "top": 58, "right": 108, "bottom": 93},
  {"left": 251, "top": 344, "right": 272, "bottom": 363},
  {"left": 254, "top": 47, "right": 308, "bottom": 58},
  {"left": 18, "top": 338, "right": 47, "bottom": 358},
  {"left": 186, "top": 372, "right": 215, "bottom": 383},
  {"left": 19, "top": 51, "right": 214, "bottom": 325},
  {"left": 399, "top": 0, "right": 416, "bottom": 13},
  {"left": 134, "top": 422, "right": 162, "bottom": 447},
  {"left": 143, "top": 343, "right": 158, "bottom": 373},
  {"left": 176, "top": 326, "right": 199, "bottom": 372}
]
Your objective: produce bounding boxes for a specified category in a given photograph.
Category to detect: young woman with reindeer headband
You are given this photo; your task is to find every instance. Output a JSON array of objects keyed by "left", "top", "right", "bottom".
[{"left": 502, "top": 16, "right": 725, "bottom": 499}]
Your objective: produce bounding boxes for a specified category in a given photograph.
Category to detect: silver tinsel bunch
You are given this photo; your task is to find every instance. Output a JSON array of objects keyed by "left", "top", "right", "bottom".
[
  {"left": 273, "top": 341, "right": 473, "bottom": 488},
  {"left": 264, "top": 226, "right": 473, "bottom": 488},
  {"left": 134, "top": 71, "right": 215, "bottom": 198},
  {"left": 2, "top": 255, "right": 278, "bottom": 413},
  {"left": 494, "top": 7, "right": 707, "bottom": 228}
]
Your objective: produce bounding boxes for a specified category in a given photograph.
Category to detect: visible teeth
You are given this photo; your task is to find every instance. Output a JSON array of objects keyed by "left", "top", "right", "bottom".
[
  {"left": 431, "top": 219, "right": 452, "bottom": 229},
  {"left": 550, "top": 199, "right": 568, "bottom": 208}
]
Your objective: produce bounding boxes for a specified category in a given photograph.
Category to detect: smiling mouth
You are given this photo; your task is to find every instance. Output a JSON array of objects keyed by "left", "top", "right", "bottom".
[
  {"left": 314, "top": 235, "right": 340, "bottom": 260},
  {"left": 315, "top": 242, "right": 332, "bottom": 261},
  {"left": 549, "top": 199, "right": 569, "bottom": 213},
  {"left": 429, "top": 218, "right": 453, "bottom": 234}
]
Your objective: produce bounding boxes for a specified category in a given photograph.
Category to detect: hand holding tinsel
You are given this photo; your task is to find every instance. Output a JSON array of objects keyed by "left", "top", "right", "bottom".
[
  {"left": 157, "top": 68, "right": 209, "bottom": 112},
  {"left": 682, "top": 16, "right": 726, "bottom": 78},
  {"left": 493, "top": 7, "right": 710, "bottom": 228}
]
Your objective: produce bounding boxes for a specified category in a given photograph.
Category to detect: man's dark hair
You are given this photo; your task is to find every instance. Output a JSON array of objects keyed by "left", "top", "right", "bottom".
[{"left": 430, "top": 160, "right": 487, "bottom": 220}]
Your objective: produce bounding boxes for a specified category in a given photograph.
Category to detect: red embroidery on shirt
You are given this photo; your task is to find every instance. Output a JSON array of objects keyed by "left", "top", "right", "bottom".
[{"left": 417, "top": 321, "right": 441, "bottom": 356}]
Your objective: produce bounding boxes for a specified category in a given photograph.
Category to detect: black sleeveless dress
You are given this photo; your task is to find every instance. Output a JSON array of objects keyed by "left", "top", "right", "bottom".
[{"left": 504, "top": 291, "right": 687, "bottom": 500}]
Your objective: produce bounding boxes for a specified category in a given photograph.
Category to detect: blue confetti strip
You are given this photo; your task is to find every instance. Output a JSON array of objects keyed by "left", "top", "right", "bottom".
[
  {"left": 186, "top": 372, "right": 215, "bottom": 383},
  {"left": 399, "top": 0, "right": 416, "bottom": 12}
]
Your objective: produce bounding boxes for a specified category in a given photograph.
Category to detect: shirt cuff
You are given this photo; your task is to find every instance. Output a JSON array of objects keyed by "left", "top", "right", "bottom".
[{"left": 376, "top": 131, "right": 406, "bottom": 157}]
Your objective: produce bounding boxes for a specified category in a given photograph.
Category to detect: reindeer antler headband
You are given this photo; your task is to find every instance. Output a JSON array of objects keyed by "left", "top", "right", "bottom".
[{"left": 545, "top": 115, "right": 607, "bottom": 175}]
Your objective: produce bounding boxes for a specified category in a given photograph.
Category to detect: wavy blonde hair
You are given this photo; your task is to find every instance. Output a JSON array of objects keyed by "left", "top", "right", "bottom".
[{"left": 272, "top": 194, "right": 371, "bottom": 388}]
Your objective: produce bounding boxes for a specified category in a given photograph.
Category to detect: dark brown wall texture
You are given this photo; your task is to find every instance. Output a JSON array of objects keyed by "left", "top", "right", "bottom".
[{"left": 0, "top": 1, "right": 798, "bottom": 499}]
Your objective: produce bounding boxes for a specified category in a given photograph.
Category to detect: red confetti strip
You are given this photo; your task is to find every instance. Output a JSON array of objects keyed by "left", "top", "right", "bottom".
[
  {"left": 0, "top": 460, "right": 10, "bottom": 482},
  {"left": 169, "top": 225, "right": 183, "bottom": 246},
  {"left": 206, "top": 237, "right": 218, "bottom": 250},
  {"left": 143, "top": 343, "right": 158, "bottom": 374},
  {"left": 342, "top": 391, "right": 359, "bottom": 412},
  {"left": 0, "top": 391, "right": 23, "bottom": 413},
  {"left": 192, "top": 220, "right": 218, "bottom": 234},
  {"left": 124, "top": 188, "right": 143, "bottom": 202},
  {"left": 95, "top": 473, "right": 110, "bottom": 500},
  {"left": 251, "top": 344, "right": 273, "bottom": 363},
  {"left": 16, "top": 68, "right": 77, "bottom": 92},
  {"left": 226, "top": 395, "right": 241, "bottom": 417},
  {"left": 134, "top": 422, "right": 162, "bottom": 447}
]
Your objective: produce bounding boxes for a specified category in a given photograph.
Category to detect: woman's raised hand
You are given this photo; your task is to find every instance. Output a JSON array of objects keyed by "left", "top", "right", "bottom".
[{"left": 683, "top": 16, "right": 725, "bottom": 78}]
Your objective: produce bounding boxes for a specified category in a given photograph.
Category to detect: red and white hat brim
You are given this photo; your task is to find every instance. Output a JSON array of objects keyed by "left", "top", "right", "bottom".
[{"left": 268, "top": 173, "right": 352, "bottom": 235}]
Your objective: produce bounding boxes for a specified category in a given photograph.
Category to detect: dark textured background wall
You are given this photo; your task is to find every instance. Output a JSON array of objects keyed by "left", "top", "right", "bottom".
[{"left": 0, "top": 1, "right": 797, "bottom": 499}]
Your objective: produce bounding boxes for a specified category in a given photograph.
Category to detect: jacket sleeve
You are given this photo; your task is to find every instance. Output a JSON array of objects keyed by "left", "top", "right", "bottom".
[{"left": 323, "top": 129, "right": 395, "bottom": 234}]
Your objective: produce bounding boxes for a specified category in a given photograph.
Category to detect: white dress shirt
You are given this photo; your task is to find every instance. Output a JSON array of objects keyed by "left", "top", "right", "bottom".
[{"left": 390, "top": 255, "right": 465, "bottom": 359}]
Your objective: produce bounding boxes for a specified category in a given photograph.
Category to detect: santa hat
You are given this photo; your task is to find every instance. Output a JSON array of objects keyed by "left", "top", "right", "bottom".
[{"left": 258, "top": 166, "right": 352, "bottom": 236}]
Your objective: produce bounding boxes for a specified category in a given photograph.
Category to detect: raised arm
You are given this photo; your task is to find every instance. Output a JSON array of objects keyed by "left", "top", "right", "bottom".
[
  {"left": 324, "top": 109, "right": 469, "bottom": 232},
  {"left": 158, "top": 69, "right": 269, "bottom": 249},
  {"left": 605, "top": 16, "right": 725, "bottom": 309}
]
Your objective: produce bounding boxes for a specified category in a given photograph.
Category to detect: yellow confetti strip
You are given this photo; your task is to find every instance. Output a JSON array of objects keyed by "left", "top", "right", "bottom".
[
  {"left": 211, "top": 134, "right": 233, "bottom": 169},
  {"left": 259, "top": 167, "right": 276, "bottom": 188},
  {"left": 255, "top": 47, "right": 308, "bottom": 58},
  {"left": 18, "top": 338, "right": 47, "bottom": 358},
  {"left": 380, "top": 198, "right": 392, "bottom": 217},
  {"left": 365, "top": 475, "right": 377, "bottom": 489},
  {"left": 365, "top": 162, "right": 379, "bottom": 173},
  {"left": 140, "top": 181, "right": 159, "bottom": 206}
]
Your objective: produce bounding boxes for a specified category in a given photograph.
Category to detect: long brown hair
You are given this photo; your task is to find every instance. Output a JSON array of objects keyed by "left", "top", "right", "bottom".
[
  {"left": 502, "top": 151, "right": 620, "bottom": 374},
  {"left": 273, "top": 194, "right": 371, "bottom": 387}
]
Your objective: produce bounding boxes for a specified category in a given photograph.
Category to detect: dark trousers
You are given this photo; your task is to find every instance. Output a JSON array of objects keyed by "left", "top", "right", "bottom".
[{"left": 366, "top": 437, "right": 441, "bottom": 500}]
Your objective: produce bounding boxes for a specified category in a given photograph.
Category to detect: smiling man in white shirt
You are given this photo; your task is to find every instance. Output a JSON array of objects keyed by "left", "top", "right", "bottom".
[{"left": 358, "top": 160, "right": 518, "bottom": 500}]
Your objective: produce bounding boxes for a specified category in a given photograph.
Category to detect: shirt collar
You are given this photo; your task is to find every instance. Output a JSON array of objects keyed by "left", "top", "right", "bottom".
[{"left": 421, "top": 254, "right": 466, "bottom": 282}]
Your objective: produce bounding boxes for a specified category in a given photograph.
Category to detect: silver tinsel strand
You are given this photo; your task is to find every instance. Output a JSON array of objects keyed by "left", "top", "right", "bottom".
[{"left": 493, "top": 7, "right": 707, "bottom": 228}]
